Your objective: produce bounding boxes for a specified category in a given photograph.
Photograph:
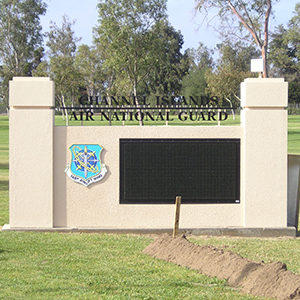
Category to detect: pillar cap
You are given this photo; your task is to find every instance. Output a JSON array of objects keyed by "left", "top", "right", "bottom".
[
  {"left": 9, "top": 77, "right": 55, "bottom": 107},
  {"left": 12, "top": 77, "right": 51, "bottom": 82},
  {"left": 241, "top": 78, "right": 288, "bottom": 108}
]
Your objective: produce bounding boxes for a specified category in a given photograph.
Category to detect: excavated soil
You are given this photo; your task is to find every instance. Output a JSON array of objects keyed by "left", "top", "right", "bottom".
[{"left": 143, "top": 234, "right": 300, "bottom": 300}]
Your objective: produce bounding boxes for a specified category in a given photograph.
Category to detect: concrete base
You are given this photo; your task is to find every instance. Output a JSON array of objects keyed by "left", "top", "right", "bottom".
[{"left": 2, "top": 224, "right": 297, "bottom": 237}]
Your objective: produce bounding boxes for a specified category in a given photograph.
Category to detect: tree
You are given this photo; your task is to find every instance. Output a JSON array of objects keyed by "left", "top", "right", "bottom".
[
  {"left": 75, "top": 44, "right": 106, "bottom": 98},
  {"left": 269, "top": 3, "right": 300, "bottom": 102},
  {"left": 195, "top": 0, "right": 278, "bottom": 78},
  {"left": 45, "top": 16, "right": 81, "bottom": 122},
  {"left": 0, "top": 0, "right": 46, "bottom": 109},
  {"left": 181, "top": 43, "right": 214, "bottom": 98},
  {"left": 146, "top": 20, "right": 189, "bottom": 97},
  {"left": 205, "top": 41, "right": 258, "bottom": 111},
  {"left": 32, "top": 60, "right": 49, "bottom": 77},
  {"left": 94, "top": 0, "right": 168, "bottom": 124}
]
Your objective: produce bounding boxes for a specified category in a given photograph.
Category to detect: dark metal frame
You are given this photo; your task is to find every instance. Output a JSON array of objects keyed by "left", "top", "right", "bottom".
[{"left": 119, "top": 138, "right": 240, "bottom": 205}]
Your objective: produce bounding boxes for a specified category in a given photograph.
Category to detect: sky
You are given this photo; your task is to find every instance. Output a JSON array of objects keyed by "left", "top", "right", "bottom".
[{"left": 40, "top": 0, "right": 299, "bottom": 52}]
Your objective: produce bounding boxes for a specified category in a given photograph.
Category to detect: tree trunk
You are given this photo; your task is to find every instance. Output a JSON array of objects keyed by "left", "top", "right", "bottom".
[
  {"left": 225, "top": 97, "right": 236, "bottom": 120},
  {"left": 61, "top": 95, "right": 69, "bottom": 126},
  {"left": 261, "top": 46, "right": 268, "bottom": 78},
  {"left": 6, "top": 106, "right": 9, "bottom": 119},
  {"left": 57, "top": 96, "right": 65, "bottom": 121},
  {"left": 262, "top": 0, "right": 271, "bottom": 78},
  {"left": 133, "top": 80, "right": 143, "bottom": 126},
  {"left": 227, "top": 0, "right": 271, "bottom": 78}
]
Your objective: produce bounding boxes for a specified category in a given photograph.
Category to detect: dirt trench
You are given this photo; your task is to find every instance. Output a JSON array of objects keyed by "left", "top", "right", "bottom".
[{"left": 143, "top": 234, "right": 300, "bottom": 300}]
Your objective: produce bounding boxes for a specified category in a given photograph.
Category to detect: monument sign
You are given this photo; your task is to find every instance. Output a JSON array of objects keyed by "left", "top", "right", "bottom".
[{"left": 4, "top": 77, "right": 293, "bottom": 236}]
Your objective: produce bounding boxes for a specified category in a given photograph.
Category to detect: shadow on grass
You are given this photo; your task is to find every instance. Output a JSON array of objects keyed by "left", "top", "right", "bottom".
[
  {"left": 0, "top": 180, "right": 8, "bottom": 191},
  {"left": 288, "top": 131, "right": 300, "bottom": 137},
  {"left": 0, "top": 163, "right": 8, "bottom": 170}
]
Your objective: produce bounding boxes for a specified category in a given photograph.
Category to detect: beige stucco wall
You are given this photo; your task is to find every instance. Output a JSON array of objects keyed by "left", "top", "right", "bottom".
[
  {"left": 8, "top": 77, "right": 289, "bottom": 230},
  {"left": 241, "top": 78, "right": 288, "bottom": 228},
  {"left": 54, "top": 126, "right": 242, "bottom": 228},
  {"left": 9, "top": 77, "right": 54, "bottom": 228}
]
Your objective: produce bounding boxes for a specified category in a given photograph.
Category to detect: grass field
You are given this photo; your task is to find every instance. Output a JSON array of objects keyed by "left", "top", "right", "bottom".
[
  {"left": 288, "top": 115, "right": 300, "bottom": 154},
  {"left": 1, "top": 115, "right": 300, "bottom": 299},
  {"left": 0, "top": 116, "right": 8, "bottom": 225}
]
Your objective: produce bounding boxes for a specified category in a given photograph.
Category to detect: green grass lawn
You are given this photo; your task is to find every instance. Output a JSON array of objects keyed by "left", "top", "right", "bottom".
[
  {"left": 0, "top": 232, "right": 265, "bottom": 300},
  {"left": 288, "top": 115, "right": 300, "bottom": 154},
  {"left": 1, "top": 115, "right": 300, "bottom": 299},
  {"left": 0, "top": 116, "right": 8, "bottom": 225}
]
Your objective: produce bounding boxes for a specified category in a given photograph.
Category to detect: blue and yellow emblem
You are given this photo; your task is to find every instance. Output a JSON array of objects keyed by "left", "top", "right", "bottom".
[{"left": 65, "top": 144, "right": 107, "bottom": 186}]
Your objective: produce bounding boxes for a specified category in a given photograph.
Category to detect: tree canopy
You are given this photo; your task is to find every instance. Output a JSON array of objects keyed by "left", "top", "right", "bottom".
[
  {"left": 0, "top": 0, "right": 299, "bottom": 113},
  {"left": 269, "top": 3, "right": 300, "bottom": 80},
  {"left": 181, "top": 43, "right": 214, "bottom": 98},
  {"left": 195, "top": 0, "right": 279, "bottom": 77},
  {"left": 269, "top": 3, "right": 300, "bottom": 102},
  {"left": 94, "top": 0, "right": 168, "bottom": 99},
  {"left": 146, "top": 20, "right": 189, "bottom": 97},
  {"left": 0, "top": 0, "right": 46, "bottom": 107},
  {"left": 205, "top": 41, "right": 258, "bottom": 105}
]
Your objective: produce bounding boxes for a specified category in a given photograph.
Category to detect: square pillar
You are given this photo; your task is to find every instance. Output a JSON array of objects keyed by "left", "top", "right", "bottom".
[
  {"left": 9, "top": 77, "right": 54, "bottom": 228},
  {"left": 241, "top": 78, "right": 288, "bottom": 227}
]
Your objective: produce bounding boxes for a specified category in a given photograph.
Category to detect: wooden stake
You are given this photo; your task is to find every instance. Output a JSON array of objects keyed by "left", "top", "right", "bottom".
[{"left": 173, "top": 196, "right": 181, "bottom": 238}]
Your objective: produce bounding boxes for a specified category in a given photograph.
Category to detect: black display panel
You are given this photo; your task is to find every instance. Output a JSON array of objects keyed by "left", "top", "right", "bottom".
[{"left": 120, "top": 139, "right": 240, "bottom": 204}]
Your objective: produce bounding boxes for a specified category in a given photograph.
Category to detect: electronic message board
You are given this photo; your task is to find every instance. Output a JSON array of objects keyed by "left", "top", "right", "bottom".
[{"left": 120, "top": 139, "right": 240, "bottom": 204}]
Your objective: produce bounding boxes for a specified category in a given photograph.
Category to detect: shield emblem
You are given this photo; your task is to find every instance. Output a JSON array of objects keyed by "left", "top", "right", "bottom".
[{"left": 65, "top": 144, "right": 107, "bottom": 186}]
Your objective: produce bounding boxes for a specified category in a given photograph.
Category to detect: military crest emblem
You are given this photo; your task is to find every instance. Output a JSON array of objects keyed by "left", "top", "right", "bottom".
[{"left": 65, "top": 144, "right": 107, "bottom": 186}]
